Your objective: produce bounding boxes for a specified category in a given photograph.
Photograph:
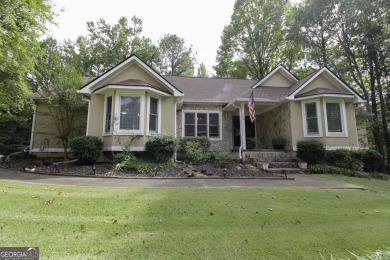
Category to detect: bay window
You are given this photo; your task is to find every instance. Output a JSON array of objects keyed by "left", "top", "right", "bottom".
[
  {"left": 104, "top": 95, "right": 113, "bottom": 134},
  {"left": 149, "top": 97, "right": 159, "bottom": 133}
]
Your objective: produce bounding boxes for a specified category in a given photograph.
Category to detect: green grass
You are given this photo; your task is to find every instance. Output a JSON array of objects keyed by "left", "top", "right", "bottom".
[{"left": 0, "top": 180, "right": 389, "bottom": 259}]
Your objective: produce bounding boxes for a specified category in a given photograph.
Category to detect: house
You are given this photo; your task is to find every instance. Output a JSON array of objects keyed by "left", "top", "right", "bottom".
[{"left": 28, "top": 54, "right": 367, "bottom": 160}]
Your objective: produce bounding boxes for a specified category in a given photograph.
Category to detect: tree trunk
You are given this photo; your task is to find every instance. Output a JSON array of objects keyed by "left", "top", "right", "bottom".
[
  {"left": 373, "top": 54, "right": 390, "bottom": 166},
  {"left": 368, "top": 57, "right": 384, "bottom": 157}
]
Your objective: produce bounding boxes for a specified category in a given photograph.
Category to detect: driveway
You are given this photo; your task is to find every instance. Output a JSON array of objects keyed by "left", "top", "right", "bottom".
[{"left": 0, "top": 167, "right": 363, "bottom": 189}]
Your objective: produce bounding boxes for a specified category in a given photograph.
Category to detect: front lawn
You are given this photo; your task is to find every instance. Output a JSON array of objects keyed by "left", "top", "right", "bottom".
[{"left": 0, "top": 180, "right": 389, "bottom": 259}]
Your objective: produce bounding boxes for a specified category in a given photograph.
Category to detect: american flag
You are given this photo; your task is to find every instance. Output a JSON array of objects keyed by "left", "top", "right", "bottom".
[{"left": 248, "top": 91, "right": 255, "bottom": 123}]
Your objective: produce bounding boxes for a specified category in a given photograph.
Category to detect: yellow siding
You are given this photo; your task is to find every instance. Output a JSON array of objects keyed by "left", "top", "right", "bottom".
[
  {"left": 290, "top": 98, "right": 359, "bottom": 150},
  {"left": 31, "top": 101, "right": 87, "bottom": 156},
  {"left": 297, "top": 74, "right": 343, "bottom": 95},
  {"left": 261, "top": 71, "right": 293, "bottom": 87}
]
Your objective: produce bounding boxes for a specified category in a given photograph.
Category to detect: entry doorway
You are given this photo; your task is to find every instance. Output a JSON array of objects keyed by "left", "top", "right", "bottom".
[{"left": 233, "top": 116, "right": 256, "bottom": 149}]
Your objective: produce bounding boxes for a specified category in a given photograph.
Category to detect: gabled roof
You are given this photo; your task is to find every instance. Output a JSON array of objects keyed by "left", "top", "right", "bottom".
[
  {"left": 164, "top": 76, "right": 257, "bottom": 102},
  {"left": 295, "top": 88, "right": 353, "bottom": 98},
  {"left": 287, "top": 67, "right": 364, "bottom": 102},
  {"left": 93, "top": 79, "right": 172, "bottom": 95},
  {"left": 252, "top": 64, "right": 298, "bottom": 88},
  {"left": 78, "top": 54, "right": 183, "bottom": 96}
]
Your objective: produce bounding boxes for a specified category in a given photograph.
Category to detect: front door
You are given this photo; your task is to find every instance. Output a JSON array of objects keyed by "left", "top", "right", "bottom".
[{"left": 233, "top": 116, "right": 256, "bottom": 148}]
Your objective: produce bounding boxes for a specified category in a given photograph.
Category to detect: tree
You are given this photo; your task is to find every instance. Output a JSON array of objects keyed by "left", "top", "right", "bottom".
[
  {"left": 34, "top": 38, "right": 87, "bottom": 159},
  {"left": 214, "top": 0, "right": 291, "bottom": 79},
  {"left": 158, "top": 34, "right": 197, "bottom": 76},
  {"left": 294, "top": 0, "right": 338, "bottom": 67},
  {"left": 197, "top": 63, "right": 209, "bottom": 77},
  {"left": 74, "top": 16, "right": 159, "bottom": 76},
  {"left": 0, "top": 0, "right": 54, "bottom": 113}
]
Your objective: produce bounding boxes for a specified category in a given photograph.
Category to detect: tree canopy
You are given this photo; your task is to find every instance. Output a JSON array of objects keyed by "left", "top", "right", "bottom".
[
  {"left": 0, "top": 0, "right": 54, "bottom": 113},
  {"left": 158, "top": 34, "right": 197, "bottom": 76}
]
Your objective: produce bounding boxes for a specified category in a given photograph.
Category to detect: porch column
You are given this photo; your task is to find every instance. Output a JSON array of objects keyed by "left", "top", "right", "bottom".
[{"left": 240, "top": 103, "right": 246, "bottom": 150}]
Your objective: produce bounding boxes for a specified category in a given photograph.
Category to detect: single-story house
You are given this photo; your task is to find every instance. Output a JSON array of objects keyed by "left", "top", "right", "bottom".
[{"left": 28, "top": 54, "right": 367, "bottom": 160}]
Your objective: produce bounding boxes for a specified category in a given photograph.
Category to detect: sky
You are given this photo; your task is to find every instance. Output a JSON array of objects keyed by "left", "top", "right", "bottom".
[{"left": 47, "top": 0, "right": 237, "bottom": 74}]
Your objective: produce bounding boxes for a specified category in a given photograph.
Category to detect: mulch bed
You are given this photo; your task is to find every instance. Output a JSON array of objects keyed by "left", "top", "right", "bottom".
[{"left": 1, "top": 158, "right": 285, "bottom": 179}]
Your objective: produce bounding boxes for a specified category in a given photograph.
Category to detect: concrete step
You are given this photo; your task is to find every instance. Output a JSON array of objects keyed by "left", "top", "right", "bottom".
[
  {"left": 266, "top": 168, "right": 309, "bottom": 174},
  {"left": 268, "top": 162, "right": 299, "bottom": 168}
]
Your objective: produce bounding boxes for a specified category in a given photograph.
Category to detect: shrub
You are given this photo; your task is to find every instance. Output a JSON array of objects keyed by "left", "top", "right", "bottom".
[
  {"left": 296, "top": 139, "right": 325, "bottom": 165},
  {"left": 309, "top": 164, "right": 369, "bottom": 178},
  {"left": 272, "top": 136, "right": 287, "bottom": 150},
  {"left": 325, "top": 149, "right": 363, "bottom": 171},
  {"left": 206, "top": 151, "right": 233, "bottom": 166},
  {"left": 178, "top": 137, "right": 210, "bottom": 154},
  {"left": 362, "top": 149, "right": 383, "bottom": 172},
  {"left": 145, "top": 134, "right": 178, "bottom": 163},
  {"left": 69, "top": 136, "right": 103, "bottom": 164},
  {"left": 184, "top": 141, "right": 206, "bottom": 164}
]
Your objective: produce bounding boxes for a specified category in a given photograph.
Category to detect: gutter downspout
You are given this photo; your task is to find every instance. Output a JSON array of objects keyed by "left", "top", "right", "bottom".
[
  {"left": 29, "top": 100, "right": 37, "bottom": 154},
  {"left": 174, "top": 97, "right": 183, "bottom": 162},
  {"left": 232, "top": 102, "right": 243, "bottom": 161},
  {"left": 82, "top": 96, "right": 91, "bottom": 135}
]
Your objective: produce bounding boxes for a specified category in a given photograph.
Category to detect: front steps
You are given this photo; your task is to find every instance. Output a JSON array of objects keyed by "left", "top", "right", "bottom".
[{"left": 243, "top": 150, "right": 308, "bottom": 174}]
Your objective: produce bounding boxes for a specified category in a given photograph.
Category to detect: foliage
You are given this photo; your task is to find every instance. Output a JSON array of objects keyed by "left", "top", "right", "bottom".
[
  {"left": 325, "top": 149, "right": 363, "bottom": 171},
  {"left": 214, "top": 0, "right": 292, "bottom": 79},
  {"left": 197, "top": 63, "right": 209, "bottom": 77},
  {"left": 115, "top": 159, "right": 173, "bottom": 173},
  {"left": 347, "top": 248, "right": 390, "bottom": 260},
  {"left": 206, "top": 151, "right": 233, "bottom": 166},
  {"left": 69, "top": 136, "right": 104, "bottom": 164},
  {"left": 74, "top": 16, "right": 160, "bottom": 76},
  {"left": 158, "top": 34, "right": 197, "bottom": 76},
  {"left": 362, "top": 149, "right": 383, "bottom": 172},
  {"left": 0, "top": 111, "right": 32, "bottom": 155},
  {"left": 0, "top": 0, "right": 54, "bottom": 113},
  {"left": 297, "top": 139, "right": 326, "bottom": 164},
  {"left": 34, "top": 38, "right": 88, "bottom": 159},
  {"left": 145, "top": 134, "right": 179, "bottom": 163},
  {"left": 178, "top": 137, "right": 211, "bottom": 154},
  {"left": 309, "top": 164, "right": 369, "bottom": 177},
  {"left": 178, "top": 137, "right": 211, "bottom": 164},
  {"left": 272, "top": 136, "right": 287, "bottom": 150},
  {"left": 309, "top": 164, "right": 389, "bottom": 180},
  {"left": 184, "top": 141, "right": 206, "bottom": 165}
]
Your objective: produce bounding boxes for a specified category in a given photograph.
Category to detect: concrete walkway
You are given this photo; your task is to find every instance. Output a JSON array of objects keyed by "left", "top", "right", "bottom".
[{"left": 0, "top": 167, "right": 364, "bottom": 189}]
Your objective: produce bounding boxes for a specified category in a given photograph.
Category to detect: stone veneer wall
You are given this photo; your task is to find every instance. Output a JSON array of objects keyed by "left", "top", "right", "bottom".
[
  {"left": 176, "top": 104, "right": 233, "bottom": 151},
  {"left": 256, "top": 103, "right": 292, "bottom": 150}
]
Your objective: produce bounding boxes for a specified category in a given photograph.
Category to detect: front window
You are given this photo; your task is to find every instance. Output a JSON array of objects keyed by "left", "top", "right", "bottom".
[
  {"left": 305, "top": 102, "right": 319, "bottom": 134},
  {"left": 326, "top": 103, "right": 342, "bottom": 132},
  {"left": 183, "top": 111, "right": 221, "bottom": 139},
  {"left": 120, "top": 96, "right": 140, "bottom": 130},
  {"left": 149, "top": 97, "right": 158, "bottom": 133},
  {"left": 105, "top": 96, "right": 112, "bottom": 133},
  {"left": 324, "top": 100, "right": 347, "bottom": 136},
  {"left": 302, "top": 100, "right": 322, "bottom": 137}
]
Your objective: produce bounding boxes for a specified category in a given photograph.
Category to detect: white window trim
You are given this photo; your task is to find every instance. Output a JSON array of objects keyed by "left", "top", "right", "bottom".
[
  {"left": 114, "top": 91, "right": 145, "bottom": 135},
  {"left": 323, "top": 99, "right": 348, "bottom": 137},
  {"left": 301, "top": 99, "right": 323, "bottom": 137},
  {"left": 146, "top": 95, "right": 161, "bottom": 135},
  {"left": 182, "top": 110, "right": 222, "bottom": 140},
  {"left": 102, "top": 94, "right": 114, "bottom": 136}
]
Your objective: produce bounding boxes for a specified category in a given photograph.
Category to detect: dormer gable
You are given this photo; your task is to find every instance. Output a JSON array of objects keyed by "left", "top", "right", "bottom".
[
  {"left": 77, "top": 54, "right": 183, "bottom": 96},
  {"left": 252, "top": 64, "right": 298, "bottom": 88},
  {"left": 288, "top": 67, "right": 364, "bottom": 103}
]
